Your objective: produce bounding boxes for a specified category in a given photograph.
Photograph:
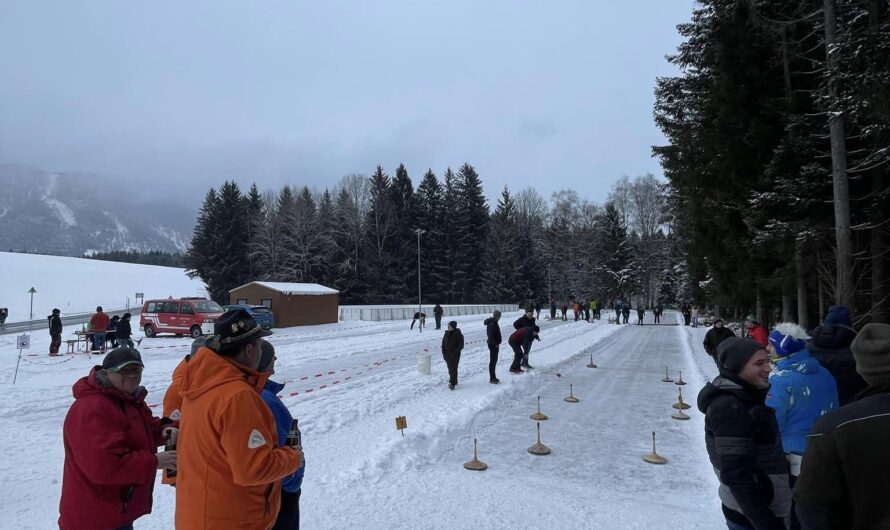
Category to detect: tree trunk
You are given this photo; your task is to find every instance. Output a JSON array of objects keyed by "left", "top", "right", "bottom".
[
  {"left": 868, "top": 0, "right": 889, "bottom": 324},
  {"left": 756, "top": 288, "right": 765, "bottom": 327},
  {"left": 796, "top": 240, "right": 809, "bottom": 328},
  {"left": 818, "top": 278, "right": 826, "bottom": 322},
  {"left": 782, "top": 288, "right": 794, "bottom": 323},
  {"left": 823, "top": 0, "right": 854, "bottom": 308}
]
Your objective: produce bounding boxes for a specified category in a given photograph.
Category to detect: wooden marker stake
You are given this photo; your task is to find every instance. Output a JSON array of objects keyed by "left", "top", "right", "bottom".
[
  {"left": 564, "top": 383, "right": 580, "bottom": 403},
  {"left": 586, "top": 354, "right": 597, "bottom": 368},
  {"left": 527, "top": 422, "right": 551, "bottom": 455},
  {"left": 463, "top": 438, "right": 488, "bottom": 471},
  {"left": 642, "top": 431, "right": 668, "bottom": 465},
  {"left": 395, "top": 416, "right": 408, "bottom": 436},
  {"left": 530, "top": 395, "right": 548, "bottom": 421},
  {"left": 662, "top": 365, "right": 674, "bottom": 383}
]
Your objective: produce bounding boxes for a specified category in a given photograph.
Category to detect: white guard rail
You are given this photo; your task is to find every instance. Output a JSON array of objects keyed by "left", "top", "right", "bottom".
[{"left": 338, "top": 304, "right": 519, "bottom": 322}]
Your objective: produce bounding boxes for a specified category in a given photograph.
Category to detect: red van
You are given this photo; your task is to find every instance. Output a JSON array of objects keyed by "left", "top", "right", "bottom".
[{"left": 140, "top": 298, "right": 225, "bottom": 338}]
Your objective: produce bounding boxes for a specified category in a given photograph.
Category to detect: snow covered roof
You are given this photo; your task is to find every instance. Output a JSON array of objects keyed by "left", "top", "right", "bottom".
[{"left": 233, "top": 281, "right": 339, "bottom": 296}]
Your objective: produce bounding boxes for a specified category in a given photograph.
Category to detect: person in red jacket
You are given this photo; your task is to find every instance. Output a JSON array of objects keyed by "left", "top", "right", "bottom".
[
  {"left": 745, "top": 314, "right": 769, "bottom": 347},
  {"left": 508, "top": 325, "right": 540, "bottom": 372},
  {"left": 89, "top": 306, "right": 111, "bottom": 352},
  {"left": 59, "top": 347, "right": 178, "bottom": 530}
]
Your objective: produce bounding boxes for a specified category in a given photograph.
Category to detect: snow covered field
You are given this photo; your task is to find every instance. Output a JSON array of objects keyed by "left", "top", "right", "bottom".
[
  {"left": 0, "top": 299, "right": 728, "bottom": 529},
  {"left": 0, "top": 251, "right": 206, "bottom": 323}
]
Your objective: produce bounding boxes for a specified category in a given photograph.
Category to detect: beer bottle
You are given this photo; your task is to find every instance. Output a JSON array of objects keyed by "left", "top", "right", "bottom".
[
  {"left": 285, "top": 419, "right": 301, "bottom": 448},
  {"left": 164, "top": 430, "right": 176, "bottom": 479}
]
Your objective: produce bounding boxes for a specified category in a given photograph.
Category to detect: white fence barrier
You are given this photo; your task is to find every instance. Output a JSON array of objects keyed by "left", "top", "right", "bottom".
[{"left": 338, "top": 304, "right": 519, "bottom": 322}]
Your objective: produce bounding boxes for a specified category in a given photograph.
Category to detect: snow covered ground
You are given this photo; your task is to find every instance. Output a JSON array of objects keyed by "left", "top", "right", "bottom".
[
  {"left": 0, "top": 251, "right": 206, "bottom": 323},
  {"left": 0, "top": 306, "right": 729, "bottom": 529}
]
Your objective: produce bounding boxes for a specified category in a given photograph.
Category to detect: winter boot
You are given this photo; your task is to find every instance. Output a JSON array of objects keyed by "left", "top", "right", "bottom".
[{"left": 489, "top": 378, "right": 500, "bottom": 384}]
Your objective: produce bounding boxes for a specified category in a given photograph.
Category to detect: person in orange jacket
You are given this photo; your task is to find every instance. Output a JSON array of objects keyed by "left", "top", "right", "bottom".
[
  {"left": 160, "top": 336, "right": 206, "bottom": 487},
  {"left": 175, "top": 309, "right": 303, "bottom": 530},
  {"left": 89, "top": 306, "right": 110, "bottom": 352}
]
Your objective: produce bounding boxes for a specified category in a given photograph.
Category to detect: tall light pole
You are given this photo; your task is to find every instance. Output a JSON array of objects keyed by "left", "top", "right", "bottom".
[{"left": 414, "top": 228, "right": 426, "bottom": 333}]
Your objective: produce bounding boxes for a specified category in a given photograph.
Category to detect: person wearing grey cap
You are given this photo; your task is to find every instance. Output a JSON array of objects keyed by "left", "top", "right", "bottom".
[
  {"left": 697, "top": 337, "right": 791, "bottom": 530},
  {"left": 794, "top": 323, "right": 890, "bottom": 530}
]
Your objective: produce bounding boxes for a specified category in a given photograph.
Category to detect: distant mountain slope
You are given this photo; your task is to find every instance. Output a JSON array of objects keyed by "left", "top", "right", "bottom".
[{"left": 0, "top": 164, "right": 195, "bottom": 256}]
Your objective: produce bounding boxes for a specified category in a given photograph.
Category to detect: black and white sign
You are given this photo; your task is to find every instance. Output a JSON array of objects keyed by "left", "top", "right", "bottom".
[{"left": 17, "top": 334, "right": 30, "bottom": 350}]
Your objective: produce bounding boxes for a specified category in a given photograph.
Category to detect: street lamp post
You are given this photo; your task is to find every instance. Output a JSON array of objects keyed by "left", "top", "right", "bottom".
[{"left": 414, "top": 228, "right": 426, "bottom": 333}]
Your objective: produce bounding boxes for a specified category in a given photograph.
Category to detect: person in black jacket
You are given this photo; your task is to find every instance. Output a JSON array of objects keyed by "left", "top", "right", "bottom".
[
  {"left": 806, "top": 305, "right": 866, "bottom": 405},
  {"left": 106, "top": 315, "right": 119, "bottom": 348},
  {"left": 513, "top": 309, "right": 536, "bottom": 330},
  {"left": 483, "top": 310, "right": 502, "bottom": 384},
  {"left": 441, "top": 321, "right": 464, "bottom": 390},
  {"left": 433, "top": 304, "right": 444, "bottom": 330},
  {"left": 116, "top": 313, "right": 134, "bottom": 348},
  {"left": 410, "top": 311, "right": 426, "bottom": 330},
  {"left": 793, "top": 323, "right": 890, "bottom": 530},
  {"left": 697, "top": 337, "right": 791, "bottom": 530},
  {"left": 48, "top": 308, "right": 63, "bottom": 356},
  {"left": 703, "top": 319, "right": 736, "bottom": 365}
]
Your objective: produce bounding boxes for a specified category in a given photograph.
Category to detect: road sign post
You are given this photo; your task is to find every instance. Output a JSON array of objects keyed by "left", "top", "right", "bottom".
[{"left": 13, "top": 333, "right": 30, "bottom": 385}]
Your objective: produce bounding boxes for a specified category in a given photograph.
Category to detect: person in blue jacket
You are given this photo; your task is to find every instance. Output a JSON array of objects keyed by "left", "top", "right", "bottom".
[
  {"left": 258, "top": 340, "right": 305, "bottom": 530},
  {"left": 765, "top": 322, "right": 837, "bottom": 526}
]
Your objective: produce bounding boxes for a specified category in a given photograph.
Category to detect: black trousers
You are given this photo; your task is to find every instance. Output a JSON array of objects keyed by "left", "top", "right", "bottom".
[
  {"left": 444, "top": 355, "right": 460, "bottom": 385},
  {"left": 435, "top": 315, "right": 442, "bottom": 329},
  {"left": 509, "top": 342, "right": 525, "bottom": 370},
  {"left": 488, "top": 344, "right": 499, "bottom": 380},
  {"left": 550, "top": 308, "right": 556, "bottom": 319},
  {"left": 271, "top": 489, "right": 301, "bottom": 530}
]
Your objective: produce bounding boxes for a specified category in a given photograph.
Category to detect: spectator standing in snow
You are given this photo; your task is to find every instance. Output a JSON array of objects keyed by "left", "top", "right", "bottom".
[
  {"left": 703, "top": 319, "right": 735, "bottom": 365},
  {"left": 508, "top": 325, "right": 540, "bottom": 372},
  {"left": 561, "top": 302, "right": 569, "bottom": 321},
  {"left": 550, "top": 299, "right": 557, "bottom": 320},
  {"left": 107, "top": 315, "right": 119, "bottom": 348},
  {"left": 90, "top": 306, "right": 110, "bottom": 352},
  {"left": 441, "top": 321, "right": 464, "bottom": 390},
  {"left": 484, "top": 310, "right": 503, "bottom": 384},
  {"left": 793, "top": 323, "right": 890, "bottom": 529},
  {"left": 745, "top": 315, "right": 769, "bottom": 348},
  {"left": 654, "top": 304, "right": 663, "bottom": 325},
  {"left": 258, "top": 340, "right": 305, "bottom": 530},
  {"left": 697, "top": 337, "right": 791, "bottom": 530},
  {"left": 534, "top": 302, "right": 542, "bottom": 320},
  {"left": 410, "top": 311, "right": 426, "bottom": 330},
  {"left": 59, "top": 347, "right": 178, "bottom": 530},
  {"left": 513, "top": 309, "right": 536, "bottom": 330},
  {"left": 160, "top": 337, "right": 205, "bottom": 488},
  {"left": 636, "top": 305, "right": 645, "bottom": 326},
  {"left": 806, "top": 305, "right": 866, "bottom": 406},
  {"left": 681, "top": 304, "right": 692, "bottom": 326},
  {"left": 433, "top": 304, "right": 444, "bottom": 330},
  {"left": 175, "top": 309, "right": 302, "bottom": 530},
  {"left": 691, "top": 305, "right": 700, "bottom": 328},
  {"left": 0, "top": 307, "right": 7, "bottom": 326},
  {"left": 622, "top": 303, "right": 630, "bottom": 325},
  {"left": 765, "top": 323, "right": 837, "bottom": 530},
  {"left": 48, "top": 308, "right": 63, "bottom": 356},
  {"left": 116, "top": 312, "right": 134, "bottom": 349}
]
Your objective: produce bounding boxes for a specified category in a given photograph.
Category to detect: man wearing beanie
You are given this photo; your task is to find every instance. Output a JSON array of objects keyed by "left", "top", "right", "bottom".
[
  {"left": 258, "top": 340, "right": 305, "bottom": 530},
  {"left": 806, "top": 305, "right": 867, "bottom": 405},
  {"left": 697, "top": 337, "right": 791, "bottom": 529},
  {"left": 484, "top": 310, "right": 503, "bottom": 384},
  {"left": 794, "top": 323, "right": 890, "bottom": 530}
]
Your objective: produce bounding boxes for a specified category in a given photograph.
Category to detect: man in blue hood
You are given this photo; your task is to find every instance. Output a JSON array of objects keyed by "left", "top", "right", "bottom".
[
  {"left": 698, "top": 337, "right": 791, "bottom": 529},
  {"left": 806, "top": 305, "right": 866, "bottom": 405}
]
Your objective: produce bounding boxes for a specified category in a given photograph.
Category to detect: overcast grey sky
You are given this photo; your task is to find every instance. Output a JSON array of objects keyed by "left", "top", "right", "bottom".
[{"left": 0, "top": 1, "right": 695, "bottom": 208}]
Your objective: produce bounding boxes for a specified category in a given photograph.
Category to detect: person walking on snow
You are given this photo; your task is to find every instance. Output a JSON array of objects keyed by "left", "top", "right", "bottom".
[
  {"left": 484, "top": 310, "right": 503, "bottom": 384},
  {"left": 549, "top": 299, "right": 557, "bottom": 320},
  {"left": 441, "top": 321, "right": 464, "bottom": 390},
  {"left": 765, "top": 323, "right": 837, "bottom": 530},
  {"left": 534, "top": 302, "right": 541, "bottom": 320},
  {"left": 697, "top": 337, "right": 791, "bottom": 530},
  {"left": 89, "top": 306, "right": 110, "bottom": 352},
  {"left": 433, "top": 304, "right": 444, "bottom": 330},
  {"left": 561, "top": 302, "right": 569, "bottom": 321},
  {"left": 622, "top": 303, "right": 630, "bottom": 325},
  {"left": 258, "top": 340, "right": 306, "bottom": 530},
  {"left": 654, "top": 304, "right": 663, "bottom": 325},
  {"left": 691, "top": 304, "right": 700, "bottom": 328},
  {"left": 508, "top": 325, "right": 540, "bottom": 372},
  {"left": 48, "top": 308, "right": 62, "bottom": 356},
  {"left": 703, "top": 319, "right": 736, "bottom": 365},
  {"left": 636, "top": 305, "right": 645, "bottom": 326},
  {"left": 59, "top": 347, "right": 179, "bottom": 530}
]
